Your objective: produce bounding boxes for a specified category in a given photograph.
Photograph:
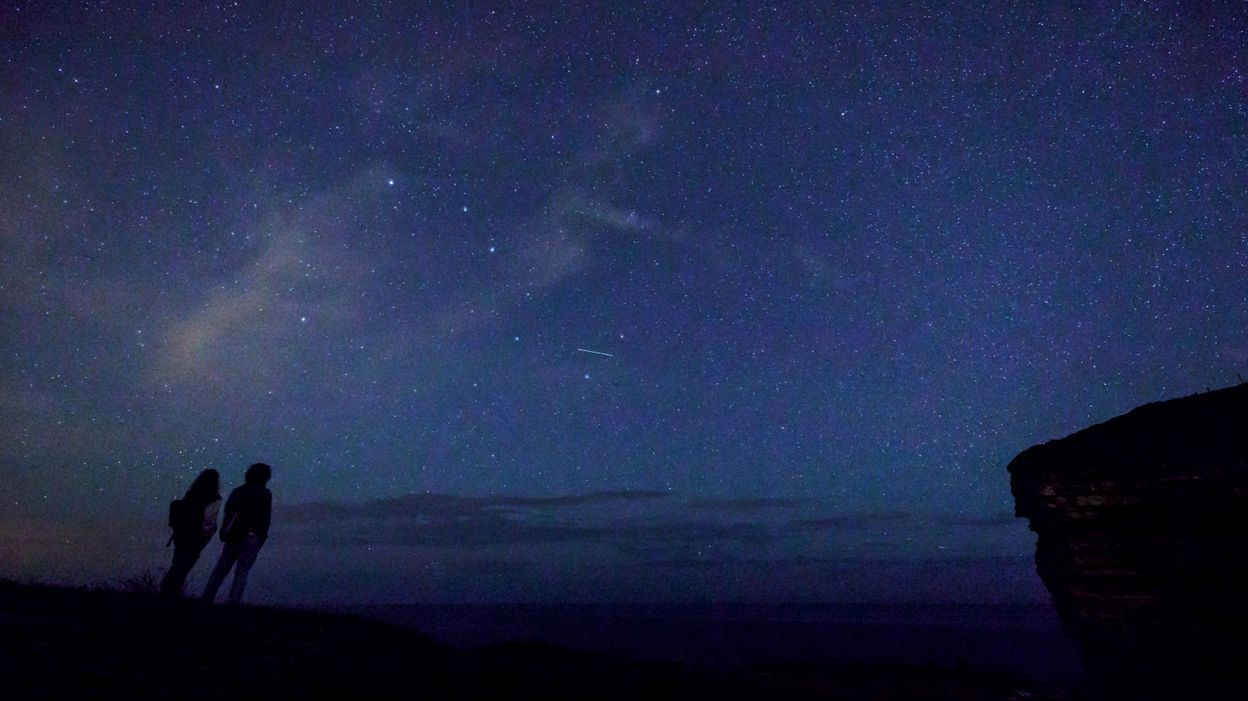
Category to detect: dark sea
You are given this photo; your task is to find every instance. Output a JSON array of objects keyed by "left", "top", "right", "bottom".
[{"left": 335, "top": 602, "right": 1083, "bottom": 686}]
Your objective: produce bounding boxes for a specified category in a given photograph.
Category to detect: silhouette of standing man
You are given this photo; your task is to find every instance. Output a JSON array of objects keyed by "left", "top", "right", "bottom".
[{"left": 202, "top": 462, "right": 272, "bottom": 604}]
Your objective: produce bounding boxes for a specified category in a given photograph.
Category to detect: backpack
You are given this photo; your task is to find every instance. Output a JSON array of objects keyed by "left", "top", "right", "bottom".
[{"left": 168, "top": 498, "right": 199, "bottom": 536}]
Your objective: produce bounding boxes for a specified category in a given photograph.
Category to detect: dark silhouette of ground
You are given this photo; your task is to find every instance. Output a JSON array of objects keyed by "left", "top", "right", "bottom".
[{"left": 0, "top": 580, "right": 1051, "bottom": 700}]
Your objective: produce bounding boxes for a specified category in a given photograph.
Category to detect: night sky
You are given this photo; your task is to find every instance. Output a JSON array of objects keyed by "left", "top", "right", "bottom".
[{"left": 2, "top": 2, "right": 1245, "bottom": 604}]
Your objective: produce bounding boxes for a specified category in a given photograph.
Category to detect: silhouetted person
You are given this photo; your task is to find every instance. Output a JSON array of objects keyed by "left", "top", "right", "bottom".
[
  {"left": 160, "top": 469, "right": 221, "bottom": 597},
  {"left": 201, "top": 462, "right": 272, "bottom": 604}
]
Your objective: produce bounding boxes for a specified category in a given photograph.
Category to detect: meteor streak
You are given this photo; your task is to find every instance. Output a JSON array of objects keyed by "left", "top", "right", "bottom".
[{"left": 576, "top": 348, "right": 614, "bottom": 357}]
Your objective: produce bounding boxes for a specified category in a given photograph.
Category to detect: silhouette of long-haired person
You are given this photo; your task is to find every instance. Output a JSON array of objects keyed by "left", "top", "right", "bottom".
[
  {"left": 160, "top": 468, "right": 222, "bottom": 597},
  {"left": 201, "top": 462, "right": 272, "bottom": 604}
]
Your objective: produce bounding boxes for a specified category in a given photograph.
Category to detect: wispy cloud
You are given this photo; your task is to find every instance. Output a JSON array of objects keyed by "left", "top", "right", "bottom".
[
  {"left": 277, "top": 491, "right": 930, "bottom": 558},
  {"left": 281, "top": 489, "right": 760, "bottom": 553},
  {"left": 284, "top": 490, "right": 673, "bottom": 522},
  {"left": 686, "top": 497, "right": 813, "bottom": 513},
  {"left": 152, "top": 215, "right": 362, "bottom": 387},
  {"left": 936, "top": 511, "right": 1018, "bottom": 527},
  {"left": 795, "top": 512, "right": 914, "bottom": 530},
  {"left": 161, "top": 236, "right": 291, "bottom": 380}
]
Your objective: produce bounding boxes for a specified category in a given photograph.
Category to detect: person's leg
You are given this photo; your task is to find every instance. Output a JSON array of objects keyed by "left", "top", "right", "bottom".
[
  {"left": 160, "top": 543, "right": 200, "bottom": 597},
  {"left": 201, "top": 541, "right": 239, "bottom": 602},
  {"left": 227, "top": 534, "right": 263, "bottom": 604}
]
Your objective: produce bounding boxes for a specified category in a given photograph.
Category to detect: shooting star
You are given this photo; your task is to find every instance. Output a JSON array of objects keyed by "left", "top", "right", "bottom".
[{"left": 576, "top": 348, "right": 614, "bottom": 357}]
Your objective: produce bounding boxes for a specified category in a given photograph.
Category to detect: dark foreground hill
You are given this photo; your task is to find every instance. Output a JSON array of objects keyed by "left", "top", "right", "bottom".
[{"left": 0, "top": 580, "right": 1053, "bottom": 700}]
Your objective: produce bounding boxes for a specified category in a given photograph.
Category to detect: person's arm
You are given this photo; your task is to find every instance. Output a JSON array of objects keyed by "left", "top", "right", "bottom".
[
  {"left": 220, "top": 490, "right": 239, "bottom": 541},
  {"left": 202, "top": 498, "right": 221, "bottom": 538}
]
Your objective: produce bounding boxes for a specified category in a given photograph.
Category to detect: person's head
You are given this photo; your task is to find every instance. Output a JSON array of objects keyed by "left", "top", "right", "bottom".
[
  {"left": 245, "top": 462, "right": 272, "bottom": 486},
  {"left": 186, "top": 468, "right": 220, "bottom": 498}
]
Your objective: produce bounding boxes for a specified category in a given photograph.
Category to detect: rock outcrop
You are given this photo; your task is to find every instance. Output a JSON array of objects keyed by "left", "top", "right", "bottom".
[{"left": 1008, "top": 383, "right": 1248, "bottom": 699}]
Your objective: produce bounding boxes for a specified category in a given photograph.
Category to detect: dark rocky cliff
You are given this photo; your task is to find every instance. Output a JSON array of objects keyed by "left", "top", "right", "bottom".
[{"left": 1008, "top": 383, "right": 1248, "bottom": 699}]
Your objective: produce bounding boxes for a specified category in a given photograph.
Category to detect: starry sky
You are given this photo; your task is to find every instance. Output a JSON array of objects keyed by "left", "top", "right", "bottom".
[{"left": 1, "top": 2, "right": 1245, "bottom": 603}]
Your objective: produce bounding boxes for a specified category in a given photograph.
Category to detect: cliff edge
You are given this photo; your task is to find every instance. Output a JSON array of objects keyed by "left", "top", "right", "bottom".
[{"left": 1008, "top": 383, "right": 1248, "bottom": 699}]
